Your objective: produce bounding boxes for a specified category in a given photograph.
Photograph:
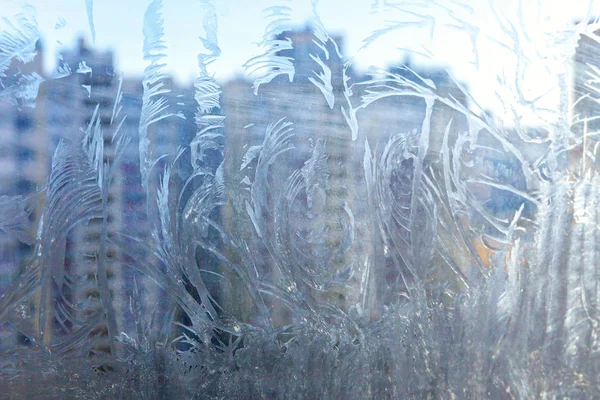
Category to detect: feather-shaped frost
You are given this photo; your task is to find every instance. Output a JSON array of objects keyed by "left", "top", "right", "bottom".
[
  {"left": 307, "top": 0, "right": 339, "bottom": 109},
  {"left": 308, "top": 54, "right": 334, "bottom": 109},
  {"left": 0, "top": 6, "right": 39, "bottom": 80},
  {"left": 301, "top": 138, "right": 329, "bottom": 209},
  {"left": 37, "top": 139, "right": 102, "bottom": 344},
  {"left": 139, "top": 0, "right": 181, "bottom": 188},
  {"left": 0, "top": 195, "right": 35, "bottom": 245},
  {"left": 189, "top": 0, "right": 225, "bottom": 175},
  {"left": 246, "top": 118, "right": 295, "bottom": 238},
  {"left": 243, "top": 4, "right": 295, "bottom": 94}
]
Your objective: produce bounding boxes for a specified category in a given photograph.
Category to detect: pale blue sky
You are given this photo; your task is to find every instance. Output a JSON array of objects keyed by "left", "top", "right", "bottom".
[{"left": 4, "top": 0, "right": 600, "bottom": 118}]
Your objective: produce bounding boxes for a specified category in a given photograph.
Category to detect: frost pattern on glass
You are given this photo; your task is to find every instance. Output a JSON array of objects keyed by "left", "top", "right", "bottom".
[
  {"left": 1, "top": 0, "right": 600, "bottom": 398},
  {"left": 244, "top": 2, "right": 295, "bottom": 94},
  {"left": 0, "top": 5, "right": 43, "bottom": 108}
]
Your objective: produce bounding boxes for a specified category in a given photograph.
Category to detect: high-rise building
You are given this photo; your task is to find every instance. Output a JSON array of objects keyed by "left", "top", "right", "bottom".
[
  {"left": 36, "top": 39, "right": 125, "bottom": 351},
  {"left": 0, "top": 38, "right": 187, "bottom": 352},
  {"left": 571, "top": 25, "right": 600, "bottom": 175}
]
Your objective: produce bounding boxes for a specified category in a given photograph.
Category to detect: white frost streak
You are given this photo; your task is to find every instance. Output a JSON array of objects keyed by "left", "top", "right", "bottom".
[
  {"left": 301, "top": 138, "right": 329, "bottom": 208},
  {"left": 77, "top": 61, "right": 92, "bottom": 75},
  {"left": 308, "top": 54, "right": 334, "bottom": 109},
  {"left": 0, "top": 72, "right": 44, "bottom": 108},
  {"left": 341, "top": 63, "right": 359, "bottom": 140},
  {"left": 247, "top": 119, "right": 295, "bottom": 239},
  {"left": 191, "top": 0, "right": 225, "bottom": 171},
  {"left": 54, "top": 15, "right": 67, "bottom": 30},
  {"left": 243, "top": 4, "right": 295, "bottom": 94},
  {"left": 195, "top": 75, "right": 221, "bottom": 114},
  {"left": 195, "top": 0, "right": 221, "bottom": 116},
  {"left": 0, "top": 6, "right": 39, "bottom": 79},
  {"left": 0, "top": 6, "right": 43, "bottom": 107},
  {"left": 241, "top": 145, "right": 263, "bottom": 171},
  {"left": 51, "top": 63, "right": 72, "bottom": 79},
  {"left": 139, "top": 0, "right": 178, "bottom": 188},
  {"left": 308, "top": 0, "right": 338, "bottom": 109},
  {"left": 0, "top": 195, "right": 34, "bottom": 245}
]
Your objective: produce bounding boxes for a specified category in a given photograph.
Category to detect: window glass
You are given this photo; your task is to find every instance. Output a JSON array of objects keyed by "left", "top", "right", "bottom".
[{"left": 1, "top": 0, "right": 600, "bottom": 397}]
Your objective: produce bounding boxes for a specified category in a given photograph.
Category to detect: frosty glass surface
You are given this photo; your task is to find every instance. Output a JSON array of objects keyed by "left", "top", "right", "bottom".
[{"left": 1, "top": 0, "right": 600, "bottom": 398}]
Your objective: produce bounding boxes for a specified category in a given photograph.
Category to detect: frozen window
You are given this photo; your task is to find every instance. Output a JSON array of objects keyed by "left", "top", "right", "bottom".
[{"left": 1, "top": 0, "right": 600, "bottom": 397}]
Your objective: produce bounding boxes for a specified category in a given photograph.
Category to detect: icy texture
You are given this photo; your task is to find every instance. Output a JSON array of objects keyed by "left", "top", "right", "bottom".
[
  {"left": 139, "top": 0, "right": 182, "bottom": 189},
  {"left": 0, "top": 6, "right": 38, "bottom": 78},
  {"left": 0, "top": 5, "right": 42, "bottom": 107},
  {"left": 1, "top": 0, "right": 600, "bottom": 398},
  {"left": 244, "top": 2, "right": 295, "bottom": 94}
]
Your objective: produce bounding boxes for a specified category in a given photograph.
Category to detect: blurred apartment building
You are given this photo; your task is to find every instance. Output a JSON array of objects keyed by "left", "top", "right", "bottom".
[
  {"left": 220, "top": 26, "right": 469, "bottom": 320},
  {"left": 0, "top": 25, "right": 515, "bottom": 340},
  {"left": 0, "top": 38, "right": 193, "bottom": 352},
  {"left": 220, "top": 27, "right": 366, "bottom": 321},
  {"left": 50, "top": 39, "right": 198, "bottom": 350},
  {"left": 0, "top": 40, "right": 47, "bottom": 301}
]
